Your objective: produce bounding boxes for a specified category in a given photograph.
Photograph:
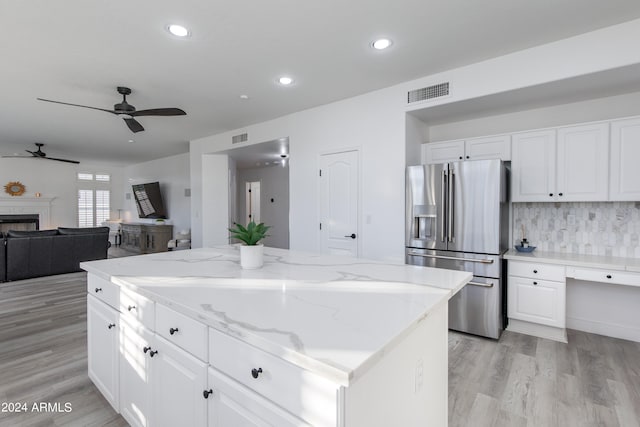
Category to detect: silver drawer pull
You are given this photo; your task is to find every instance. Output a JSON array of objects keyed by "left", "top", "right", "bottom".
[
  {"left": 467, "top": 281, "right": 494, "bottom": 288},
  {"left": 408, "top": 252, "right": 494, "bottom": 264}
]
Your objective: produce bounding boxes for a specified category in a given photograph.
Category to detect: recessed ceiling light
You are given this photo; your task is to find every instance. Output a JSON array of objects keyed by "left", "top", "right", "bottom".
[
  {"left": 278, "top": 76, "right": 294, "bottom": 85},
  {"left": 372, "top": 38, "right": 393, "bottom": 50},
  {"left": 239, "top": 94, "right": 249, "bottom": 100},
  {"left": 168, "top": 24, "right": 190, "bottom": 37},
  {"left": 128, "top": 139, "right": 135, "bottom": 143}
]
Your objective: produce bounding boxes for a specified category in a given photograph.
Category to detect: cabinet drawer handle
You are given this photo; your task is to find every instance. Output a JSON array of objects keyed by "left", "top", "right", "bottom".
[
  {"left": 533, "top": 281, "right": 538, "bottom": 285},
  {"left": 549, "top": 193, "right": 553, "bottom": 197},
  {"left": 203, "top": 389, "right": 213, "bottom": 399},
  {"left": 169, "top": 327, "right": 179, "bottom": 335},
  {"left": 251, "top": 367, "right": 263, "bottom": 379},
  {"left": 606, "top": 274, "right": 612, "bottom": 279},
  {"left": 108, "top": 323, "right": 116, "bottom": 329},
  {"left": 149, "top": 350, "right": 158, "bottom": 357},
  {"left": 533, "top": 270, "right": 538, "bottom": 274},
  {"left": 95, "top": 287, "right": 102, "bottom": 293},
  {"left": 459, "top": 156, "right": 463, "bottom": 160},
  {"left": 143, "top": 346, "right": 151, "bottom": 354},
  {"left": 128, "top": 305, "right": 136, "bottom": 312},
  {"left": 559, "top": 192, "right": 563, "bottom": 196}
]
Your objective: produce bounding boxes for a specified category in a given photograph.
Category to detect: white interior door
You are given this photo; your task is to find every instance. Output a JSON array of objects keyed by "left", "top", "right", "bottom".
[
  {"left": 319, "top": 150, "right": 359, "bottom": 257},
  {"left": 245, "top": 181, "right": 261, "bottom": 223}
]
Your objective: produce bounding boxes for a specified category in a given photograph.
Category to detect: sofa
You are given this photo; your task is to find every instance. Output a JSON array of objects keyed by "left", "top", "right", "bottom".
[{"left": 0, "top": 227, "right": 110, "bottom": 282}]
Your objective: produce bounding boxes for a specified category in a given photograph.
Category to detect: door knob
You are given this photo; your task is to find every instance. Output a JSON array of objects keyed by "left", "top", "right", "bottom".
[{"left": 344, "top": 233, "right": 356, "bottom": 239}]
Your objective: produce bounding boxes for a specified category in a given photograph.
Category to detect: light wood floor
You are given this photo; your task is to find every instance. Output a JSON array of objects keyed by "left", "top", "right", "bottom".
[{"left": 1, "top": 272, "right": 639, "bottom": 426}]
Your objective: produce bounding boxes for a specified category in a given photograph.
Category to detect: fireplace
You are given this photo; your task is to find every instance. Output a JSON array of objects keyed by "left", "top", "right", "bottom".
[{"left": 0, "top": 214, "right": 40, "bottom": 233}]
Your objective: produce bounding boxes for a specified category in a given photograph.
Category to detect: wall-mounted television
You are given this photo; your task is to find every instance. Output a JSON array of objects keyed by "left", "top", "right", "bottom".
[{"left": 132, "top": 182, "right": 167, "bottom": 219}]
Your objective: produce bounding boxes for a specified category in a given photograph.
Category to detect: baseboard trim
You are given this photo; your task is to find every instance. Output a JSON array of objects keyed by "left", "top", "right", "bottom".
[
  {"left": 507, "top": 319, "right": 567, "bottom": 343},
  {"left": 567, "top": 316, "right": 640, "bottom": 343}
]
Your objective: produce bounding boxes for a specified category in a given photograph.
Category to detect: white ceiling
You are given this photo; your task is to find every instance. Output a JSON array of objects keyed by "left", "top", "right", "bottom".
[{"left": 2, "top": 0, "right": 640, "bottom": 165}]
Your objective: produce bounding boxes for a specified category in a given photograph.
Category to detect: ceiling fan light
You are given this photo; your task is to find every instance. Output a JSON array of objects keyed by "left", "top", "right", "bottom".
[{"left": 168, "top": 24, "right": 190, "bottom": 37}]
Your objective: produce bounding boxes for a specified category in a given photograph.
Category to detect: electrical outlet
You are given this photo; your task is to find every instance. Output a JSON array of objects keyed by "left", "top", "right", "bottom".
[{"left": 415, "top": 358, "right": 423, "bottom": 393}]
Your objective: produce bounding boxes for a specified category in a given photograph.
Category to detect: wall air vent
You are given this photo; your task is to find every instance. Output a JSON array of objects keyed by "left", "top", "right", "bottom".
[
  {"left": 407, "top": 82, "right": 450, "bottom": 104},
  {"left": 232, "top": 133, "right": 248, "bottom": 144}
]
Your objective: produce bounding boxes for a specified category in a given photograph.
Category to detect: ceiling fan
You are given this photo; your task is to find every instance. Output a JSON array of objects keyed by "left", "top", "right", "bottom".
[
  {"left": 2, "top": 143, "right": 80, "bottom": 164},
  {"left": 37, "top": 86, "right": 186, "bottom": 133}
]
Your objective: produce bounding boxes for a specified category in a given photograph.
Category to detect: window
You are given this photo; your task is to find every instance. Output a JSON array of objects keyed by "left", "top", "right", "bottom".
[{"left": 77, "top": 173, "right": 111, "bottom": 227}]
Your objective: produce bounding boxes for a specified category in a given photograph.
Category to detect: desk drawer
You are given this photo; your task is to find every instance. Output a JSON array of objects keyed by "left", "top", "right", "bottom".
[
  {"left": 567, "top": 267, "right": 640, "bottom": 287},
  {"left": 87, "top": 275, "right": 119, "bottom": 309},
  {"left": 120, "top": 288, "right": 155, "bottom": 330},
  {"left": 156, "top": 304, "right": 208, "bottom": 361},
  {"left": 508, "top": 260, "right": 565, "bottom": 281},
  {"left": 209, "top": 328, "right": 338, "bottom": 427}
]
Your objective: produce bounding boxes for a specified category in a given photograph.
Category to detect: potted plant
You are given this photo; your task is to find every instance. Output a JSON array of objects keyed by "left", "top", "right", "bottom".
[{"left": 228, "top": 221, "right": 271, "bottom": 269}]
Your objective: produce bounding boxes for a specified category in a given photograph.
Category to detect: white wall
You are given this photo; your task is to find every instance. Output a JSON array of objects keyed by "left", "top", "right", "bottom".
[
  {"left": 123, "top": 153, "right": 191, "bottom": 236},
  {"left": 191, "top": 19, "right": 640, "bottom": 262},
  {"left": 236, "top": 165, "right": 290, "bottom": 249},
  {"left": 0, "top": 158, "right": 77, "bottom": 228}
]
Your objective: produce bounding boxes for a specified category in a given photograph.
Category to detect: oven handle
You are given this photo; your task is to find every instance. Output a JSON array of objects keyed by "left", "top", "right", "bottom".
[
  {"left": 407, "top": 251, "right": 494, "bottom": 264},
  {"left": 467, "top": 281, "right": 494, "bottom": 288}
]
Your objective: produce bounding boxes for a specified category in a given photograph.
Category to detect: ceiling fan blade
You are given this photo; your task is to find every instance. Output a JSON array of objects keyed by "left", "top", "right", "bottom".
[
  {"left": 37, "top": 98, "right": 118, "bottom": 114},
  {"left": 124, "top": 117, "right": 145, "bottom": 133},
  {"left": 130, "top": 108, "right": 186, "bottom": 117},
  {"left": 26, "top": 149, "right": 45, "bottom": 157},
  {"left": 43, "top": 156, "right": 80, "bottom": 164}
]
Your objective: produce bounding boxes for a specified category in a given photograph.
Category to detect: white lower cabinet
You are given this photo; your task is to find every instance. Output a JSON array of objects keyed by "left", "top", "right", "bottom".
[
  {"left": 207, "top": 368, "right": 309, "bottom": 427},
  {"left": 87, "top": 295, "right": 119, "bottom": 411},
  {"left": 507, "top": 261, "right": 567, "bottom": 342},
  {"left": 119, "top": 317, "right": 154, "bottom": 427},
  {"left": 152, "top": 335, "right": 208, "bottom": 427}
]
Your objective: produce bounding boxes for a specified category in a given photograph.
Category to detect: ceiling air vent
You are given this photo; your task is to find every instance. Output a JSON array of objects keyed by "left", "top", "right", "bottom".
[
  {"left": 407, "top": 82, "right": 450, "bottom": 104},
  {"left": 232, "top": 133, "right": 248, "bottom": 144}
]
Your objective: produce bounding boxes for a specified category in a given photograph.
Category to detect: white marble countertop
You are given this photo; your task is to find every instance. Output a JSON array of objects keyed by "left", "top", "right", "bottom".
[
  {"left": 504, "top": 249, "right": 640, "bottom": 272},
  {"left": 81, "top": 246, "right": 471, "bottom": 386}
]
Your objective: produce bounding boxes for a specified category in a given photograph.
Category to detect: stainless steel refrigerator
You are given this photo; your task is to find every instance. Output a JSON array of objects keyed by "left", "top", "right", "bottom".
[{"left": 405, "top": 159, "right": 509, "bottom": 339}]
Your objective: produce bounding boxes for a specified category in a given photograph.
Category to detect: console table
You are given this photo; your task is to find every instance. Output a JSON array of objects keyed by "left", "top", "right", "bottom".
[{"left": 120, "top": 223, "right": 173, "bottom": 254}]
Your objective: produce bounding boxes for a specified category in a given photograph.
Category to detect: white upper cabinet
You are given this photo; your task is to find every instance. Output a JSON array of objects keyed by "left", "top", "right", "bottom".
[
  {"left": 423, "top": 139, "right": 464, "bottom": 163},
  {"left": 512, "top": 124, "right": 609, "bottom": 202},
  {"left": 511, "top": 130, "right": 556, "bottom": 202},
  {"left": 610, "top": 117, "right": 640, "bottom": 201},
  {"left": 424, "top": 134, "right": 510, "bottom": 164},
  {"left": 465, "top": 134, "right": 511, "bottom": 161},
  {"left": 556, "top": 123, "right": 609, "bottom": 201}
]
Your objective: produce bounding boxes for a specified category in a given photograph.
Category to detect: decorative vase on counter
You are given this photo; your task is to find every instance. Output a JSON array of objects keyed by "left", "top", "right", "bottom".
[{"left": 240, "top": 244, "right": 264, "bottom": 269}]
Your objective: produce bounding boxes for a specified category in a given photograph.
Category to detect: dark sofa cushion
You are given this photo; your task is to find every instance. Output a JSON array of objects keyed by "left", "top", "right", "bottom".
[
  {"left": 6, "top": 236, "right": 55, "bottom": 281},
  {"left": 7, "top": 229, "right": 59, "bottom": 237},
  {"left": 57, "top": 226, "right": 110, "bottom": 235}
]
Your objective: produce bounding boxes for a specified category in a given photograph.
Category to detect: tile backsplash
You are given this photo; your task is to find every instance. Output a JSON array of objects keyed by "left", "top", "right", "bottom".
[{"left": 513, "top": 202, "right": 640, "bottom": 258}]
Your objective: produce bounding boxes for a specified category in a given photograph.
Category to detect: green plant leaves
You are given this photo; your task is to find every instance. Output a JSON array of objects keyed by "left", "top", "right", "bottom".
[{"left": 228, "top": 221, "right": 271, "bottom": 246}]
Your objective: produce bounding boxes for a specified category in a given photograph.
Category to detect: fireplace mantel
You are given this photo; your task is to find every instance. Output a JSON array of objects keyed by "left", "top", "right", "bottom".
[{"left": 0, "top": 197, "right": 56, "bottom": 229}]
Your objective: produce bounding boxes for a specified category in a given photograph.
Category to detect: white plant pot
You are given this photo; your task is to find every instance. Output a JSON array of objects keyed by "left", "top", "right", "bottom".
[{"left": 240, "top": 244, "right": 264, "bottom": 269}]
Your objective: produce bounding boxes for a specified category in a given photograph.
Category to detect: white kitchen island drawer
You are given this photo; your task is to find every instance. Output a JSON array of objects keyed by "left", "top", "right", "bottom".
[
  {"left": 209, "top": 328, "right": 338, "bottom": 427},
  {"left": 156, "top": 303, "right": 208, "bottom": 361},
  {"left": 508, "top": 260, "right": 565, "bottom": 281},
  {"left": 567, "top": 267, "right": 640, "bottom": 287},
  {"left": 88, "top": 274, "right": 119, "bottom": 309},
  {"left": 120, "top": 287, "right": 155, "bottom": 330}
]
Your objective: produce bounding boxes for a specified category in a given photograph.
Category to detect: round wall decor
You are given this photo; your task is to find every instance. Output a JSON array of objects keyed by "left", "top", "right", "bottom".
[{"left": 4, "top": 181, "right": 26, "bottom": 196}]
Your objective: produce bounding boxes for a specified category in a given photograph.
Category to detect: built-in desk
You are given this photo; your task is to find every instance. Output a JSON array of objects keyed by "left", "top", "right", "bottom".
[{"left": 504, "top": 250, "right": 640, "bottom": 343}]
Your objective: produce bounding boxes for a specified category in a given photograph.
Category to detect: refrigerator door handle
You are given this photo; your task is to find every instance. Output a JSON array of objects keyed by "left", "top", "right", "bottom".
[
  {"left": 406, "top": 251, "right": 495, "bottom": 264},
  {"left": 448, "top": 170, "right": 454, "bottom": 242},
  {"left": 440, "top": 170, "right": 447, "bottom": 242},
  {"left": 467, "top": 281, "right": 494, "bottom": 288}
]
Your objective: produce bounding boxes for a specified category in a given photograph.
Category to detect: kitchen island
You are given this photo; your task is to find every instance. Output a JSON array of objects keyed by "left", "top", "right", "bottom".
[{"left": 82, "top": 246, "right": 471, "bottom": 427}]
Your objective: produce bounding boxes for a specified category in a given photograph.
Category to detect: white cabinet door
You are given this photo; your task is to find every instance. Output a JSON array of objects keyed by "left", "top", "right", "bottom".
[
  {"left": 610, "top": 117, "right": 640, "bottom": 200},
  {"left": 465, "top": 134, "right": 511, "bottom": 161},
  {"left": 508, "top": 276, "right": 565, "bottom": 328},
  {"left": 207, "top": 368, "right": 310, "bottom": 427},
  {"left": 511, "top": 130, "right": 556, "bottom": 201},
  {"left": 152, "top": 336, "right": 208, "bottom": 427},
  {"left": 120, "top": 319, "right": 154, "bottom": 427},
  {"left": 87, "top": 295, "right": 119, "bottom": 412},
  {"left": 556, "top": 123, "right": 609, "bottom": 201},
  {"left": 423, "top": 140, "right": 465, "bottom": 164}
]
